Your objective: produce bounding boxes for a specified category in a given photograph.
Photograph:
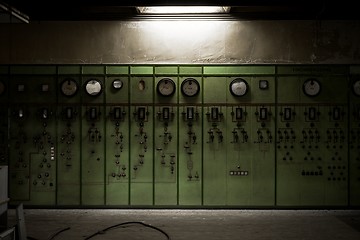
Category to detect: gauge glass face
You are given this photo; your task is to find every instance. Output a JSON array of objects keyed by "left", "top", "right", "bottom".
[
  {"left": 112, "top": 79, "right": 123, "bottom": 90},
  {"left": 181, "top": 78, "right": 200, "bottom": 97},
  {"left": 138, "top": 80, "right": 145, "bottom": 91},
  {"left": 157, "top": 78, "right": 176, "bottom": 96},
  {"left": 0, "top": 80, "right": 5, "bottom": 96},
  {"left": 353, "top": 80, "right": 360, "bottom": 96},
  {"left": 61, "top": 78, "right": 78, "bottom": 97},
  {"left": 303, "top": 78, "right": 321, "bottom": 97},
  {"left": 85, "top": 79, "right": 102, "bottom": 96},
  {"left": 230, "top": 78, "right": 248, "bottom": 97},
  {"left": 259, "top": 80, "right": 269, "bottom": 89},
  {"left": 17, "top": 84, "right": 25, "bottom": 92}
]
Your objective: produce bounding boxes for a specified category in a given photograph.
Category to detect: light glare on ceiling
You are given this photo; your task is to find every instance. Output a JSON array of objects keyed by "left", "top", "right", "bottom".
[{"left": 136, "top": 6, "right": 231, "bottom": 14}]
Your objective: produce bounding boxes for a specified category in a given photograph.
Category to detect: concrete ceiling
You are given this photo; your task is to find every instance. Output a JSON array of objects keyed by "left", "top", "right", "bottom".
[{"left": 2, "top": 0, "right": 360, "bottom": 21}]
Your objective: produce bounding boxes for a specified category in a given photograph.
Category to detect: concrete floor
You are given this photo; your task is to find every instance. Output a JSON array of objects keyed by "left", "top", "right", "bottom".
[{"left": 5, "top": 209, "right": 360, "bottom": 240}]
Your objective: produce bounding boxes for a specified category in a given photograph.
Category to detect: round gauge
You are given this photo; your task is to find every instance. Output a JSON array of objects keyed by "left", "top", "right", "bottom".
[
  {"left": 112, "top": 79, "right": 123, "bottom": 90},
  {"left": 0, "top": 80, "right": 5, "bottom": 96},
  {"left": 157, "top": 78, "right": 176, "bottom": 96},
  {"left": 229, "top": 78, "right": 248, "bottom": 97},
  {"left": 181, "top": 78, "right": 200, "bottom": 97},
  {"left": 303, "top": 78, "right": 321, "bottom": 97},
  {"left": 85, "top": 79, "right": 102, "bottom": 96},
  {"left": 60, "top": 78, "right": 78, "bottom": 97},
  {"left": 352, "top": 80, "right": 360, "bottom": 96}
]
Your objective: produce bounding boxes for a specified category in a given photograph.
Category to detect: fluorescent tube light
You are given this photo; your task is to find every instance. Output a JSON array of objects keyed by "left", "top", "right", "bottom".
[{"left": 136, "top": 6, "right": 231, "bottom": 14}]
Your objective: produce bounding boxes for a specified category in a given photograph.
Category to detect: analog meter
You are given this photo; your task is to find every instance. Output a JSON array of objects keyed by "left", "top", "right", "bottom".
[
  {"left": 112, "top": 79, "right": 123, "bottom": 90},
  {"left": 85, "top": 79, "right": 102, "bottom": 96},
  {"left": 229, "top": 78, "right": 248, "bottom": 97},
  {"left": 352, "top": 80, "right": 360, "bottom": 96},
  {"left": 60, "top": 78, "right": 78, "bottom": 97},
  {"left": 0, "top": 80, "right": 5, "bottom": 96},
  {"left": 157, "top": 78, "right": 176, "bottom": 96},
  {"left": 303, "top": 78, "right": 321, "bottom": 97},
  {"left": 181, "top": 78, "right": 200, "bottom": 97}
]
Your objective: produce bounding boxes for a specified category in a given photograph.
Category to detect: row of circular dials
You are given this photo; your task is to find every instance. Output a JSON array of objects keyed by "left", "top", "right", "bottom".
[
  {"left": 157, "top": 77, "right": 249, "bottom": 97},
  {"left": 61, "top": 78, "right": 123, "bottom": 97},
  {"left": 1, "top": 78, "right": 360, "bottom": 97},
  {"left": 156, "top": 78, "right": 200, "bottom": 97}
]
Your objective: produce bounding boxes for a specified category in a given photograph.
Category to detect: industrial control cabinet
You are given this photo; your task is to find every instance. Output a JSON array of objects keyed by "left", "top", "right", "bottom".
[{"left": 0, "top": 64, "right": 358, "bottom": 208}]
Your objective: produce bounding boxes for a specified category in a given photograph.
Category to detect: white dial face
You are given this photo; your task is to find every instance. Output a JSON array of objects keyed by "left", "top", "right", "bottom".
[
  {"left": 85, "top": 79, "right": 102, "bottom": 96},
  {"left": 181, "top": 78, "right": 200, "bottom": 97},
  {"left": 353, "top": 80, "right": 360, "bottom": 96},
  {"left": 157, "top": 78, "right": 176, "bottom": 96},
  {"left": 230, "top": 78, "right": 248, "bottom": 97},
  {"left": 303, "top": 79, "right": 321, "bottom": 97},
  {"left": 61, "top": 78, "right": 78, "bottom": 97},
  {"left": 112, "top": 79, "right": 123, "bottom": 89}
]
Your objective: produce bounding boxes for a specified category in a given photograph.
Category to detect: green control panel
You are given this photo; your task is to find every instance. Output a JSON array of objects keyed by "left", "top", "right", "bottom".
[{"left": 0, "top": 64, "right": 359, "bottom": 207}]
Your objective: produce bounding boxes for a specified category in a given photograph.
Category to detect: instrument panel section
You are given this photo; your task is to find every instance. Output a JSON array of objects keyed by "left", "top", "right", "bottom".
[
  {"left": 226, "top": 76, "right": 275, "bottom": 206},
  {"left": 130, "top": 77, "right": 154, "bottom": 205},
  {"left": 81, "top": 76, "right": 105, "bottom": 205},
  {"left": 203, "top": 77, "right": 227, "bottom": 206},
  {"left": 105, "top": 76, "right": 129, "bottom": 205},
  {"left": 350, "top": 76, "right": 360, "bottom": 206},
  {"left": 8, "top": 75, "right": 57, "bottom": 205},
  {"left": 276, "top": 71, "right": 348, "bottom": 207},
  {"left": 178, "top": 77, "right": 202, "bottom": 206},
  {"left": 57, "top": 76, "right": 81, "bottom": 205}
]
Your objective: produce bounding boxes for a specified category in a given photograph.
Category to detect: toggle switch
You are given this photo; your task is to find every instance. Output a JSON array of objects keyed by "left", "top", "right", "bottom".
[
  {"left": 260, "top": 107, "right": 267, "bottom": 120},
  {"left": 235, "top": 107, "right": 243, "bottom": 120},
  {"left": 284, "top": 107, "right": 292, "bottom": 121},
  {"left": 138, "top": 107, "right": 146, "bottom": 120},
  {"left": 187, "top": 107, "right": 194, "bottom": 120},
  {"left": 211, "top": 107, "right": 219, "bottom": 120},
  {"left": 114, "top": 107, "right": 122, "bottom": 119},
  {"left": 163, "top": 107, "right": 170, "bottom": 120}
]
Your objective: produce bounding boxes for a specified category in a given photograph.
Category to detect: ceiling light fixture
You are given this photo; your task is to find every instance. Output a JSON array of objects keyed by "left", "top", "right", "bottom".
[
  {"left": 0, "top": 2, "right": 29, "bottom": 23},
  {"left": 136, "top": 6, "right": 231, "bottom": 14}
]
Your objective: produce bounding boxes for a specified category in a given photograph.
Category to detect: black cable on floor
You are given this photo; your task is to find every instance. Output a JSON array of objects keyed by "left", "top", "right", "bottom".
[
  {"left": 47, "top": 227, "right": 71, "bottom": 240},
  {"left": 83, "top": 221, "right": 171, "bottom": 240}
]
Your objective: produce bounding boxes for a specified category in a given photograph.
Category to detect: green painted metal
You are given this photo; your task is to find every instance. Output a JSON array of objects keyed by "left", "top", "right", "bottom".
[
  {"left": 129, "top": 76, "right": 154, "bottom": 205},
  {"left": 154, "top": 77, "right": 178, "bottom": 205},
  {"left": 276, "top": 73, "right": 348, "bottom": 206},
  {"left": 226, "top": 76, "right": 276, "bottom": 206},
  {"left": 10, "top": 65, "right": 56, "bottom": 75},
  {"left": 203, "top": 66, "right": 275, "bottom": 75},
  {"left": 202, "top": 77, "right": 227, "bottom": 205},
  {"left": 8, "top": 75, "right": 57, "bottom": 205},
  {"left": 130, "top": 66, "right": 153, "bottom": 75},
  {"left": 179, "top": 66, "right": 202, "bottom": 75},
  {"left": 277, "top": 65, "right": 349, "bottom": 75},
  {"left": 0, "top": 66, "right": 8, "bottom": 74},
  {"left": 58, "top": 65, "right": 82, "bottom": 75},
  {"left": 3, "top": 64, "right": 360, "bottom": 208},
  {"left": 105, "top": 76, "right": 130, "bottom": 205},
  {"left": 154, "top": 66, "right": 178, "bottom": 75},
  {"left": 106, "top": 66, "right": 129, "bottom": 75},
  {"left": 350, "top": 65, "right": 360, "bottom": 74},
  {"left": 82, "top": 66, "right": 105, "bottom": 75},
  {"left": 349, "top": 74, "right": 360, "bottom": 206},
  {"left": 178, "top": 77, "right": 202, "bottom": 206},
  {"left": 80, "top": 76, "right": 105, "bottom": 205},
  {"left": 56, "top": 76, "right": 81, "bottom": 205}
]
